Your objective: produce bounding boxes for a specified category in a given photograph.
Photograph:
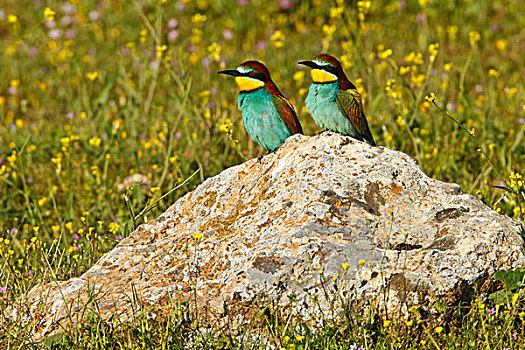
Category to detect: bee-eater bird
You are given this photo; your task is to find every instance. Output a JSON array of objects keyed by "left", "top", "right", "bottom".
[
  {"left": 218, "top": 61, "right": 303, "bottom": 152},
  {"left": 298, "top": 54, "right": 376, "bottom": 146}
]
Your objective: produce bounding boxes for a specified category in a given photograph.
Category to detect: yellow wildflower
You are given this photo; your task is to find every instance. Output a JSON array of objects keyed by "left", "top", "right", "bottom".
[
  {"left": 89, "top": 136, "right": 101, "bottom": 147},
  {"left": 469, "top": 31, "right": 481, "bottom": 46},
  {"left": 192, "top": 232, "right": 203, "bottom": 241},
  {"left": 270, "top": 30, "right": 285, "bottom": 48},
  {"left": 85, "top": 71, "right": 99, "bottom": 81},
  {"left": 191, "top": 13, "right": 207, "bottom": 24},
  {"left": 399, "top": 66, "right": 410, "bottom": 75},
  {"left": 156, "top": 44, "right": 167, "bottom": 58},
  {"left": 425, "top": 92, "right": 437, "bottom": 103},
  {"left": 108, "top": 222, "right": 119, "bottom": 234},
  {"left": 44, "top": 7, "right": 55, "bottom": 21},
  {"left": 7, "top": 14, "right": 18, "bottom": 23},
  {"left": 207, "top": 42, "right": 221, "bottom": 61},
  {"left": 496, "top": 39, "right": 506, "bottom": 51},
  {"left": 488, "top": 69, "right": 499, "bottom": 78},
  {"left": 378, "top": 48, "right": 392, "bottom": 60}
]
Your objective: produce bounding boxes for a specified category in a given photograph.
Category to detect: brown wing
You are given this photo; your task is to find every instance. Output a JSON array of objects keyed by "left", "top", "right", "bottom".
[
  {"left": 272, "top": 95, "right": 303, "bottom": 135},
  {"left": 336, "top": 89, "right": 376, "bottom": 146}
]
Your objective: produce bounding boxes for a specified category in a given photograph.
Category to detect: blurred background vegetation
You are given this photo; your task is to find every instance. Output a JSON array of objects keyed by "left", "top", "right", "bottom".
[{"left": 0, "top": 0, "right": 523, "bottom": 305}]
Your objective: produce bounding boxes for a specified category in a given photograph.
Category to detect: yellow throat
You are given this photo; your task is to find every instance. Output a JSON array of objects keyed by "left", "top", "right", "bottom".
[
  {"left": 235, "top": 76, "right": 265, "bottom": 91},
  {"left": 310, "top": 69, "right": 337, "bottom": 83}
]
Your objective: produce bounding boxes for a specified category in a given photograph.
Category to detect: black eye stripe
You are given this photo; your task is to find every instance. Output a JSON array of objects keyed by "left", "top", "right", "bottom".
[
  {"left": 244, "top": 71, "right": 266, "bottom": 81},
  {"left": 320, "top": 65, "right": 337, "bottom": 75}
]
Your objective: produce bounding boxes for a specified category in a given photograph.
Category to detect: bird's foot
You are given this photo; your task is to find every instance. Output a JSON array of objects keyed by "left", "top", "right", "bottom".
[{"left": 256, "top": 150, "right": 270, "bottom": 163}]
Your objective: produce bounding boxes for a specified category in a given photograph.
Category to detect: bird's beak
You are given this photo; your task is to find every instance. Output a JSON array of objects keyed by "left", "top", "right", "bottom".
[
  {"left": 297, "top": 61, "right": 318, "bottom": 69},
  {"left": 217, "top": 69, "right": 242, "bottom": 77}
]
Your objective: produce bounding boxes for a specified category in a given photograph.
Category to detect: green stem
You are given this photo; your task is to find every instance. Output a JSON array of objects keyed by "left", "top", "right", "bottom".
[{"left": 134, "top": 169, "right": 200, "bottom": 224}]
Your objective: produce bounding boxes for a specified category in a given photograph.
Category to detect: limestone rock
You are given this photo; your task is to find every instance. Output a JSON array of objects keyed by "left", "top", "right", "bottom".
[{"left": 14, "top": 133, "right": 525, "bottom": 338}]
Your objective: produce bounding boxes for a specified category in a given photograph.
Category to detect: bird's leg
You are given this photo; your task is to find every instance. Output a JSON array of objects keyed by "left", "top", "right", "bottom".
[{"left": 256, "top": 150, "right": 271, "bottom": 163}]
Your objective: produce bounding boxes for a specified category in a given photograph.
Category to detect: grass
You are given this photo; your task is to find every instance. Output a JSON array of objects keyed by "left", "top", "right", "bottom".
[{"left": 0, "top": 0, "right": 524, "bottom": 348}]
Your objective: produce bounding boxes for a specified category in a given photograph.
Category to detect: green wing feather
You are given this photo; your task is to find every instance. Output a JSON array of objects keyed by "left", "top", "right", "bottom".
[
  {"left": 336, "top": 89, "right": 376, "bottom": 146},
  {"left": 271, "top": 95, "right": 303, "bottom": 135}
]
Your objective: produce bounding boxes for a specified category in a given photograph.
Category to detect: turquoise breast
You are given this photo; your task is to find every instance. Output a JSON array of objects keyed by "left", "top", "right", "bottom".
[
  {"left": 305, "top": 82, "right": 358, "bottom": 136},
  {"left": 238, "top": 88, "right": 293, "bottom": 152}
]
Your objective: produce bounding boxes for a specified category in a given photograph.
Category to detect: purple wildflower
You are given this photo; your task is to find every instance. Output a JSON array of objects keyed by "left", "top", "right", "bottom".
[
  {"left": 48, "top": 29, "right": 63, "bottom": 40},
  {"left": 45, "top": 20, "right": 57, "bottom": 29},
  {"left": 65, "top": 29, "right": 77, "bottom": 39},
  {"left": 416, "top": 12, "right": 425, "bottom": 23},
  {"left": 167, "top": 18, "right": 178, "bottom": 29},
  {"left": 256, "top": 40, "right": 267, "bottom": 50},
  {"left": 88, "top": 11, "right": 101, "bottom": 21},
  {"left": 487, "top": 307, "right": 496, "bottom": 315},
  {"left": 222, "top": 29, "right": 233, "bottom": 40},
  {"left": 168, "top": 30, "right": 179, "bottom": 43},
  {"left": 517, "top": 118, "right": 524, "bottom": 125},
  {"left": 121, "top": 46, "right": 130, "bottom": 57},
  {"left": 349, "top": 344, "right": 364, "bottom": 350},
  {"left": 237, "top": 0, "right": 248, "bottom": 5},
  {"left": 26, "top": 177, "right": 34, "bottom": 184},
  {"left": 149, "top": 61, "right": 159, "bottom": 71},
  {"left": 61, "top": 16, "right": 72, "bottom": 26},
  {"left": 61, "top": 3, "right": 77, "bottom": 15},
  {"left": 10, "top": 227, "right": 18, "bottom": 234},
  {"left": 28, "top": 47, "right": 39, "bottom": 56},
  {"left": 280, "top": 0, "right": 295, "bottom": 9},
  {"left": 201, "top": 57, "right": 211, "bottom": 73}
]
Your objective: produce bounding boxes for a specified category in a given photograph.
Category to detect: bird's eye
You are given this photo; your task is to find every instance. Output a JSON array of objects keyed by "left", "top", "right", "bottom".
[{"left": 249, "top": 72, "right": 255, "bottom": 77}]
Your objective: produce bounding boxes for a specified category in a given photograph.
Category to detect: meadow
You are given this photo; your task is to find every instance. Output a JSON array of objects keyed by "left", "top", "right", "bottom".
[{"left": 0, "top": 0, "right": 524, "bottom": 348}]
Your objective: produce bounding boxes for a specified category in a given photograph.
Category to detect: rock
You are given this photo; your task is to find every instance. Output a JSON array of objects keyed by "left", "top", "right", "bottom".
[{"left": 12, "top": 133, "right": 525, "bottom": 338}]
